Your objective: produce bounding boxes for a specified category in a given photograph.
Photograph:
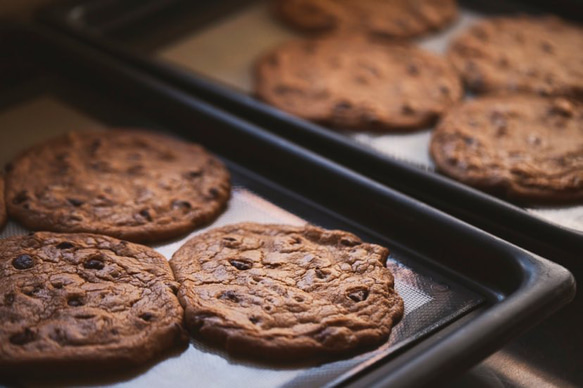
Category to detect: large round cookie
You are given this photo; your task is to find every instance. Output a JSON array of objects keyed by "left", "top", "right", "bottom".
[
  {"left": 274, "top": 0, "right": 457, "bottom": 39},
  {"left": 448, "top": 16, "right": 583, "bottom": 97},
  {"left": 255, "top": 36, "right": 463, "bottom": 131},
  {"left": 0, "top": 232, "right": 186, "bottom": 375},
  {"left": 430, "top": 95, "right": 583, "bottom": 203},
  {"left": 170, "top": 223, "right": 404, "bottom": 360},
  {"left": 0, "top": 176, "right": 6, "bottom": 230},
  {"left": 5, "top": 130, "right": 231, "bottom": 243}
]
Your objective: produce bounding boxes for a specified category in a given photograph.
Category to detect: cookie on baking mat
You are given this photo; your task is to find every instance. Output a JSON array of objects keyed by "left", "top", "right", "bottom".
[
  {"left": 170, "top": 222, "right": 404, "bottom": 361},
  {"left": 255, "top": 35, "right": 462, "bottom": 131},
  {"left": 430, "top": 95, "right": 583, "bottom": 203},
  {"left": 0, "top": 232, "right": 187, "bottom": 376},
  {"left": 5, "top": 130, "right": 231, "bottom": 243},
  {"left": 448, "top": 16, "right": 583, "bottom": 97},
  {"left": 274, "top": 0, "right": 457, "bottom": 39}
]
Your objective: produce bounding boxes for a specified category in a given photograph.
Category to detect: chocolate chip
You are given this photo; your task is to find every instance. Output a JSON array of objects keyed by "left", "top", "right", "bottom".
[
  {"left": 303, "top": 42, "right": 316, "bottom": 54},
  {"left": 229, "top": 259, "right": 252, "bottom": 270},
  {"left": 490, "top": 111, "right": 507, "bottom": 130},
  {"left": 249, "top": 316, "right": 261, "bottom": 324},
  {"left": 127, "top": 165, "right": 144, "bottom": 175},
  {"left": 185, "top": 170, "right": 202, "bottom": 178},
  {"left": 340, "top": 237, "right": 360, "bottom": 247},
  {"left": 56, "top": 242, "right": 75, "bottom": 249},
  {"left": 334, "top": 101, "right": 352, "bottom": 114},
  {"left": 289, "top": 236, "right": 302, "bottom": 245},
  {"left": 67, "top": 297, "right": 83, "bottom": 307},
  {"left": 219, "top": 291, "right": 239, "bottom": 302},
  {"left": 10, "top": 329, "right": 35, "bottom": 345},
  {"left": 402, "top": 103, "right": 415, "bottom": 115},
  {"left": 407, "top": 63, "right": 419, "bottom": 76},
  {"left": 267, "top": 54, "right": 279, "bottom": 66},
  {"left": 527, "top": 135, "right": 542, "bottom": 146},
  {"left": 139, "top": 209, "right": 153, "bottom": 222},
  {"left": 209, "top": 188, "right": 220, "bottom": 198},
  {"left": 89, "top": 161, "right": 110, "bottom": 172},
  {"left": 5, "top": 292, "right": 15, "bottom": 306},
  {"left": 67, "top": 198, "right": 84, "bottom": 207},
  {"left": 75, "top": 314, "right": 96, "bottom": 320},
  {"left": 472, "top": 27, "right": 488, "bottom": 41},
  {"left": 67, "top": 215, "right": 83, "bottom": 223},
  {"left": 361, "top": 111, "right": 379, "bottom": 126},
  {"left": 84, "top": 257, "right": 105, "bottom": 270},
  {"left": 347, "top": 288, "right": 369, "bottom": 302},
  {"left": 89, "top": 139, "right": 102, "bottom": 154},
  {"left": 55, "top": 153, "right": 69, "bottom": 162},
  {"left": 4, "top": 162, "right": 13, "bottom": 173},
  {"left": 549, "top": 99, "right": 574, "bottom": 117},
  {"left": 274, "top": 85, "right": 301, "bottom": 95},
  {"left": 171, "top": 200, "right": 192, "bottom": 210},
  {"left": 540, "top": 41, "right": 554, "bottom": 53},
  {"left": 315, "top": 267, "right": 327, "bottom": 279},
  {"left": 12, "top": 190, "right": 29, "bottom": 205},
  {"left": 439, "top": 85, "right": 450, "bottom": 95},
  {"left": 12, "top": 254, "right": 34, "bottom": 270},
  {"left": 139, "top": 312, "right": 154, "bottom": 321}
]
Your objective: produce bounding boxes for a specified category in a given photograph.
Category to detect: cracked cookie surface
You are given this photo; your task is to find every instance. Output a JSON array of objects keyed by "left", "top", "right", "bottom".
[
  {"left": 0, "top": 232, "right": 186, "bottom": 375},
  {"left": 448, "top": 16, "right": 583, "bottom": 97},
  {"left": 255, "top": 35, "right": 463, "bottom": 131},
  {"left": 274, "top": 0, "right": 457, "bottom": 39},
  {"left": 5, "top": 130, "right": 231, "bottom": 243},
  {"left": 170, "top": 223, "right": 403, "bottom": 361},
  {"left": 430, "top": 95, "right": 583, "bottom": 203}
]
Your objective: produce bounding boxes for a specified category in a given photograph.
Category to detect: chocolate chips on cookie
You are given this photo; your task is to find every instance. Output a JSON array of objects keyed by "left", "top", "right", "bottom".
[
  {"left": 170, "top": 223, "right": 403, "bottom": 361},
  {"left": 274, "top": 0, "right": 458, "bottom": 39},
  {"left": 5, "top": 130, "right": 231, "bottom": 243},
  {"left": 448, "top": 16, "right": 583, "bottom": 97},
  {"left": 0, "top": 232, "right": 187, "bottom": 376},
  {"left": 430, "top": 95, "right": 583, "bottom": 202},
  {"left": 255, "top": 35, "right": 463, "bottom": 131}
]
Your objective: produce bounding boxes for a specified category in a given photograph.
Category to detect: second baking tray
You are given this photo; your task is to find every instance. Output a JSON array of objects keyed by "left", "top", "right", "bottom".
[
  {"left": 38, "top": 0, "right": 583, "bottom": 273},
  {"left": 0, "top": 25, "right": 575, "bottom": 387}
]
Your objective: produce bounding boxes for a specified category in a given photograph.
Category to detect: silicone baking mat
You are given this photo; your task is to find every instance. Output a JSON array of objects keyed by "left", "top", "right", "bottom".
[
  {"left": 156, "top": 0, "right": 583, "bottom": 233},
  {"left": 0, "top": 94, "right": 482, "bottom": 387}
]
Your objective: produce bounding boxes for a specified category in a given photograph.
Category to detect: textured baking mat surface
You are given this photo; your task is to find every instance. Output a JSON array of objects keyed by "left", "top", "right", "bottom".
[
  {"left": 157, "top": 0, "right": 583, "bottom": 233},
  {"left": 0, "top": 96, "right": 482, "bottom": 387}
]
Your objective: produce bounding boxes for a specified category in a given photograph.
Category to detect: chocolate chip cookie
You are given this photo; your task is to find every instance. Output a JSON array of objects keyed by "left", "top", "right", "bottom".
[
  {"left": 0, "top": 232, "right": 187, "bottom": 376},
  {"left": 255, "top": 36, "right": 463, "bottom": 131},
  {"left": 448, "top": 16, "right": 583, "bottom": 97},
  {"left": 430, "top": 95, "right": 583, "bottom": 203},
  {"left": 170, "top": 223, "right": 403, "bottom": 361},
  {"left": 274, "top": 0, "right": 457, "bottom": 39},
  {"left": 5, "top": 130, "right": 231, "bottom": 243},
  {"left": 0, "top": 176, "right": 6, "bottom": 230}
]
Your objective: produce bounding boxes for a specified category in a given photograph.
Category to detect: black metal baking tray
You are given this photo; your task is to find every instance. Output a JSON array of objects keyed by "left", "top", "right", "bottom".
[
  {"left": 37, "top": 0, "right": 583, "bottom": 276},
  {"left": 0, "top": 25, "right": 574, "bottom": 387}
]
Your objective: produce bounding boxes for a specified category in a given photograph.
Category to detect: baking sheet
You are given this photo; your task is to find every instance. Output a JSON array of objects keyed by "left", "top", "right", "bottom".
[
  {"left": 156, "top": 0, "right": 583, "bottom": 233},
  {"left": 0, "top": 95, "right": 482, "bottom": 387}
]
